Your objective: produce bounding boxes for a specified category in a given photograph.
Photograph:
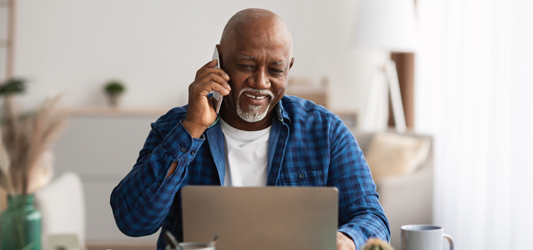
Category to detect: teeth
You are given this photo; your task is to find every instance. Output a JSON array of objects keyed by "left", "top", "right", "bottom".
[{"left": 245, "top": 93, "right": 266, "bottom": 100}]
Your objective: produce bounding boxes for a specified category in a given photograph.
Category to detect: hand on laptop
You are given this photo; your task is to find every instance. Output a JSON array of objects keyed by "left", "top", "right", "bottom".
[{"left": 337, "top": 232, "right": 355, "bottom": 250}]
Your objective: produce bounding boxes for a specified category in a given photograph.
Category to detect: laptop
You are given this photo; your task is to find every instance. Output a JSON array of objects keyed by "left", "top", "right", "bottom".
[{"left": 181, "top": 186, "right": 338, "bottom": 250}]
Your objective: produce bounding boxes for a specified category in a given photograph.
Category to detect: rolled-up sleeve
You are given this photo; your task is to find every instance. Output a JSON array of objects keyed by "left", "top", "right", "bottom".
[
  {"left": 110, "top": 119, "right": 203, "bottom": 236},
  {"left": 327, "top": 121, "right": 391, "bottom": 249}
]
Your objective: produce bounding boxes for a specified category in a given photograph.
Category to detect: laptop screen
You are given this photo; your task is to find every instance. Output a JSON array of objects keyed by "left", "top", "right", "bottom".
[{"left": 182, "top": 186, "right": 338, "bottom": 250}]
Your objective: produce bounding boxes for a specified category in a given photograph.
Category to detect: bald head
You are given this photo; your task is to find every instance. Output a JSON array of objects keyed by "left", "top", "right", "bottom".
[
  {"left": 220, "top": 8, "right": 293, "bottom": 57},
  {"left": 215, "top": 8, "right": 295, "bottom": 129}
]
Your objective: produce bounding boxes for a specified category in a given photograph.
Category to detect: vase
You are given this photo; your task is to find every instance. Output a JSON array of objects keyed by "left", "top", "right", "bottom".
[
  {"left": 106, "top": 93, "right": 121, "bottom": 108},
  {"left": 0, "top": 195, "right": 42, "bottom": 250}
]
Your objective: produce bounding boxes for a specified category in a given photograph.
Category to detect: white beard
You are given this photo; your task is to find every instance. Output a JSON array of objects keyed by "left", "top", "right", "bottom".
[{"left": 236, "top": 88, "right": 274, "bottom": 123}]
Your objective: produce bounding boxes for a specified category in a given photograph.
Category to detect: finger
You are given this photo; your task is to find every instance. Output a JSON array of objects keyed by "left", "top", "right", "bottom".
[
  {"left": 198, "top": 67, "right": 230, "bottom": 81},
  {"left": 209, "top": 82, "right": 231, "bottom": 96},
  {"left": 201, "top": 72, "right": 231, "bottom": 92},
  {"left": 191, "top": 82, "right": 230, "bottom": 98},
  {"left": 194, "top": 76, "right": 231, "bottom": 96},
  {"left": 196, "top": 59, "right": 219, "bottom": 77},
  {"left": 201, "top": 79, "right": 231, "bottom": 96},
  {"left": 194, "top": 71, "right": 231, "bottom": 90},
  {"left": 191, "top": 75, "right": 230, "bottom": 97}
]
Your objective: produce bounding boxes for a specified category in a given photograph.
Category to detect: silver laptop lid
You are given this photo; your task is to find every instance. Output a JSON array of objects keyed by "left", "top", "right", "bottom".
[{"left": 182, "top": 186, "right": 338, "bottom": 250}]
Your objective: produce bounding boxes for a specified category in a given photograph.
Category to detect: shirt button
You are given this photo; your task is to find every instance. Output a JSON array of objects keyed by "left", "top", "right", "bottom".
[
  {"left": 299, "top": 172, "right": 305, "bottom": 179},
  {"left": 191, "top": 150, "right": 196, "bottom": 155},
  {"left": 180, "top": 147, "right": 186, "bottom": 152}
]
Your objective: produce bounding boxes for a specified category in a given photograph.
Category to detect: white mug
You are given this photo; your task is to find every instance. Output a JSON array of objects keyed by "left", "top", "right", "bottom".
[
  {"left": 401, "top": 225, "right": 454, "bottom": 250},
  {"left": 165, "top": 243, "right": 215, "bottom": 250}
]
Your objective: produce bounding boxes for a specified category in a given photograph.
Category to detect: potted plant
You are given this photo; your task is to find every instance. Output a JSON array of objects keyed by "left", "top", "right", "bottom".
[
  {"left": 0, "top": 78, "right": 27, "bottom": 96},
  {"left": 103, "top": 80, "right": 126, "bottom": 107},
  {"left": 362, "top": 238, "right": 394, "bottom": 250},
  {"left": 0, "top": 78, "right": 67, "bottom": 250}
]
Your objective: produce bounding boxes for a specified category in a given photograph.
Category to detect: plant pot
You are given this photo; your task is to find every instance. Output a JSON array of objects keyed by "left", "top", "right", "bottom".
[
  {"left": 106, "top": 93, "right": 121, "bottom": 108},
  {"left": 0, "top": 195, "right": 42, "bottom": 250}
]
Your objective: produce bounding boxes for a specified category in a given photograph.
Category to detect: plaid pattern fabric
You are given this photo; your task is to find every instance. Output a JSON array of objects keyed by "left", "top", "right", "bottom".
[{"left": 110, "top": 95, "right": 390, "bottom": 250}]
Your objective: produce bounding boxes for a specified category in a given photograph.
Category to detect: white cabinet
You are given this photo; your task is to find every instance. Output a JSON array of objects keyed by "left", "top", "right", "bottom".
[{"left": 54, "top": 109, "right": 167, "bottom": 245}]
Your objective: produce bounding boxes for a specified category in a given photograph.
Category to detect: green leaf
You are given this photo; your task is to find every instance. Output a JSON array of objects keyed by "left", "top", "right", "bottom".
[
  {"left": 104, "top": 80, "right": 125, "bottom": 94},
  {"left": 0, "top": 78, "right": 27, "bottom": 95}
]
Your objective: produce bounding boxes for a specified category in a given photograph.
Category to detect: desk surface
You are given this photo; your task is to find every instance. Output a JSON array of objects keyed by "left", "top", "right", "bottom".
[{"left": 87, "top": 243, "right": 153, "bottom": 250}]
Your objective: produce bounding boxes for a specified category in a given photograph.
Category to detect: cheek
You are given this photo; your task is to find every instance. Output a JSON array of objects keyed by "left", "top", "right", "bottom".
[
  {"left": 228, "top": 72, "right": 248, "bottom": 89},
  {"left": 226, "top": 74, "right": 245, "bottom": 98},
  {"left": 271, "top": 79, "right": 287, "bottom": 96}
]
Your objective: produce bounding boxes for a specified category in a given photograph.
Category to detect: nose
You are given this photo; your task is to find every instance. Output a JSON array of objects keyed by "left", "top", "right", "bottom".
[{"left": 249, "top": 68, "right": 271, "bottom": 89}]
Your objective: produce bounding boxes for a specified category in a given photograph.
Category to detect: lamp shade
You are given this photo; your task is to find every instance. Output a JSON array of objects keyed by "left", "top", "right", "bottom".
[{"left": 353, "top": 0, "right": 418, "bottom": 52}]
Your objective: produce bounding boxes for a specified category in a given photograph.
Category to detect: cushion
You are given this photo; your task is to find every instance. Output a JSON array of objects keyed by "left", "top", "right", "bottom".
[{"left": 364, "top": 133, "right": 431, "bottom": 183}]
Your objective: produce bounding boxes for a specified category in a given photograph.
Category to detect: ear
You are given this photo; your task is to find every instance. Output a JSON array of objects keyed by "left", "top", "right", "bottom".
[
  {"left": 215, "top": 44, "right": 222, "bottom": 57},
  {"left": 216, "top": 44, "right": 224, "bottom": 68},
  {"left": 289, "top": 57, "right": 295, "bottom": 69}
]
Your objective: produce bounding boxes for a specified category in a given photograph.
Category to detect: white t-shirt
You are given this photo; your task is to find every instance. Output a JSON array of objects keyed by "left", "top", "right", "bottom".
[{"left": 220, "top": 119, "right": 271, "bottom": 187}]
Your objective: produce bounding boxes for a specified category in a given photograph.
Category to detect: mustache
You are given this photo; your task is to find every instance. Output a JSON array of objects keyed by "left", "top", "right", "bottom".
[{"left": 238, "top": 88, "right": 274, "bottom": 99}]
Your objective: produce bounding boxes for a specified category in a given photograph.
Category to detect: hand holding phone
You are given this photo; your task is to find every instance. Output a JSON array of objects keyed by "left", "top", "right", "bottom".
[{"left": 182, "top": 46, "right": 230, "bottom": 138}]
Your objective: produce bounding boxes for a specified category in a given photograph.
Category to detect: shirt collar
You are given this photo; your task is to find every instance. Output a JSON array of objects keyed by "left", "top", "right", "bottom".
[{"left": 276, "top": 98, "right": 291, "bottom": 124}]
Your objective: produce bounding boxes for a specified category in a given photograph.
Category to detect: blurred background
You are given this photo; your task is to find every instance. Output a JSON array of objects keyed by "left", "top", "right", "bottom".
[
  {"left": 4, "top": 0, "right": 377, "bottom": 114},
  {"left": 0, "top": 0, "right": 532, "bottom": 250}
]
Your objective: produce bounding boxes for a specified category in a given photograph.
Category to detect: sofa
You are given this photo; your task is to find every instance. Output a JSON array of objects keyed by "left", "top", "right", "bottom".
[{"left": 351, "top": 130, "right": 434, "bottom": 250}]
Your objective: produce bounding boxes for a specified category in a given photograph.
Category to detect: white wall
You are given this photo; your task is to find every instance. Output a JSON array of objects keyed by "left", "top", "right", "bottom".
[{"left": 14, "top": 0, "right": 385, "bottom": 117}]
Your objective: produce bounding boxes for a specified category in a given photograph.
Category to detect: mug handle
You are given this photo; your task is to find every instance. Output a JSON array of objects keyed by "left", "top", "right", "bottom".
[{"left": 444, "top": 234, "right": 454, "bottom": 250}]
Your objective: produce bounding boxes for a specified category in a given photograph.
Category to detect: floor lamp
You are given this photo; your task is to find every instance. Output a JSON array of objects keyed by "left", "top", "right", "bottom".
[{"left": 353, "top": 0, "right": 418, "bottom": 132}]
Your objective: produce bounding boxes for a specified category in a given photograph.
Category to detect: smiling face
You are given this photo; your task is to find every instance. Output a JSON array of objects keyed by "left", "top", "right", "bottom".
[
  {"left": 235, "top": 87, "right": 275, "bottom": 123},
  {"left": 218, "top": 9, "right": 294, "bottom": 131}
]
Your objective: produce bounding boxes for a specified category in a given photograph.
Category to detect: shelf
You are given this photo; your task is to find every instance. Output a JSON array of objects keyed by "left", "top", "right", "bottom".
[{"left": 66, "top": 107, "right": 170, "bottom": 117}]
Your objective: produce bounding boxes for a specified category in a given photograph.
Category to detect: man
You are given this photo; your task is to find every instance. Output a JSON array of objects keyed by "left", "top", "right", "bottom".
[{"left": 111, "top": 8, "right": 390, "bottom": 250}]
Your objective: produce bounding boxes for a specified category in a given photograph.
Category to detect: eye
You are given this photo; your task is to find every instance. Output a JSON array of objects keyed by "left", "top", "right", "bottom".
[
  {"left": 269, "top": 68, "right": 284, "bottom": 75},
  {"left": 237, "top": 64, "right": 254, "bottom": 71}
]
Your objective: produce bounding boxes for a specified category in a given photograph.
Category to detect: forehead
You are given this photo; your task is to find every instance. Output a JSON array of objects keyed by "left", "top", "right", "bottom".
[
  {"left": 223, "top": 18, "right": 292, "bottom": 62},
  {"left": 237, "top": 54, "right": 285, "bottom": 66}
]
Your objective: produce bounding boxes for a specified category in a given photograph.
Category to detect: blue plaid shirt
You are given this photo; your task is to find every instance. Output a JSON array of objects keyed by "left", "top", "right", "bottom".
[{"left": 110, "top": 95, "right": 390, "bottom": 250}]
